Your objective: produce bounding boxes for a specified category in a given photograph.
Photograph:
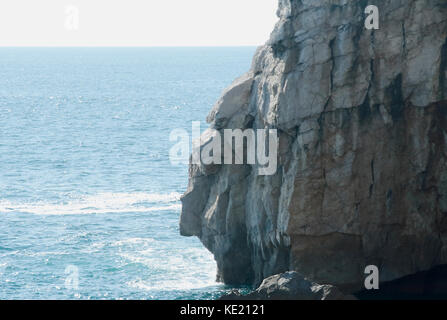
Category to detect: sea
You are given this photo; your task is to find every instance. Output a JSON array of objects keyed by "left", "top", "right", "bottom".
[{"left": 0, "top": 47, "right": 256, "bottom": 300}]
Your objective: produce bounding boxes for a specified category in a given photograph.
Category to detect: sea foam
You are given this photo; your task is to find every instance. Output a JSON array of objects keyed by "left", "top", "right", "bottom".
[{"left": 0, "top": 192, "right": 182, "bottom": 215}]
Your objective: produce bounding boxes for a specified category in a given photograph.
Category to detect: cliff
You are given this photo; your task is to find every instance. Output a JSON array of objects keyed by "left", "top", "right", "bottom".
[{"left": 180, "top": 0, "right": 447, "bottom": 292}]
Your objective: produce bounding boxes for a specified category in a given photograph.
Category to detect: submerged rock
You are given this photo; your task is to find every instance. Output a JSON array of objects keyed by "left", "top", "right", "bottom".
[{"left": 181, "top": 0, "right": 447, "bottom": 292}]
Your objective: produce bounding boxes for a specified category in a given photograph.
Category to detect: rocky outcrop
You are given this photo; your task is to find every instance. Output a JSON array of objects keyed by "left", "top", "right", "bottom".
[
  {"left": 220, "top": 271, "right": 356, "bottom": 300},
  {"left": 181, "top": 0, "right": 447, "bottom": 291}
]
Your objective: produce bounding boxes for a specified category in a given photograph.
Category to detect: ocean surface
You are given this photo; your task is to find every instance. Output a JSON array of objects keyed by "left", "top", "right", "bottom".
[{"left": 0, "top": 47, "right": 256, "bottom": 300}]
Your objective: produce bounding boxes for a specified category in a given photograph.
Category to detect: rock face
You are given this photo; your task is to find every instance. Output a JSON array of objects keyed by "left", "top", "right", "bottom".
[
  {"left": 181, "top": 0, "right": 447, "bottom": 291},
  {"left": 220, "top": 271, "right": 356, "bottom": 300}
]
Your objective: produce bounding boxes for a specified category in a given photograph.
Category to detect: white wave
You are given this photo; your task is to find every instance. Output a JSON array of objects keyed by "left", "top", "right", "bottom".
[
  {"left": 121, "top": 244, "right": 219, "bottom": 291},
  {"left": 111, "top": 237, "right": 157, "bottom": 247},
  {"left": 127, "top": 277, "right": 218, "bottom": 291},
  {"left": 0, "top": 192, "right": 182, "bottom": 215}
]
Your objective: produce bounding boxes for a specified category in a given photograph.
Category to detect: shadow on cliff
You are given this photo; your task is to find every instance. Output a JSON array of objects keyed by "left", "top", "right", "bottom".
[{"left": 356, "top": 265, "right": 447, "bottom": 300}]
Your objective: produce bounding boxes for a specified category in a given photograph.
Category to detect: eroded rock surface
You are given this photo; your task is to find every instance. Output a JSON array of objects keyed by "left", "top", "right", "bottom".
[{"left": 181, "top": 0, "right": 447, "bottom": 291}]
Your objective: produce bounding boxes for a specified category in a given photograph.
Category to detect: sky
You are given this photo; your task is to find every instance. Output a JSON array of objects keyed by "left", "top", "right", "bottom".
[{"left": 0, "top": 0, "right": 279, "bottom": 46}]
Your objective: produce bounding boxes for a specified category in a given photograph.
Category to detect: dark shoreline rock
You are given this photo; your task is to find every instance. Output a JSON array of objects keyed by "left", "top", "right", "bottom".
[
  {"left": 220, "top": 266, "right": 447, "bottom": 300},
  {"left": 356, "top": 264, "right": 447, "bottom": 300},
  {"left": 219, "top": 272, "right": 356, "bottom": 300}
]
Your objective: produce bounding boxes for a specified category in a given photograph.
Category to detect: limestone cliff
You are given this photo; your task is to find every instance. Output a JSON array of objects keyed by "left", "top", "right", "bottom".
[{"left": 180, "top": 0, "right": 447, "bottom": 291}]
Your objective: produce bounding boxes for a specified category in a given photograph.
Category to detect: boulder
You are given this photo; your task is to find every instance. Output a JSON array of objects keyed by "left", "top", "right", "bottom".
[{"left": 220, "top": 272, "right": 356, "bottom": 300}]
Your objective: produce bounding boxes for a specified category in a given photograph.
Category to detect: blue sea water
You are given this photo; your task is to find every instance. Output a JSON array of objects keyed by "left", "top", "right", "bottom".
[{"left": 0, "top": 47, "right": 256, "bottom": 300}]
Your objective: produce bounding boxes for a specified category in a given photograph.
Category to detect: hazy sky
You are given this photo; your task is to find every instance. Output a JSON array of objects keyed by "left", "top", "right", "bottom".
[{"left": 0, "top": 0, "right": 279, "bottom": 46}]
